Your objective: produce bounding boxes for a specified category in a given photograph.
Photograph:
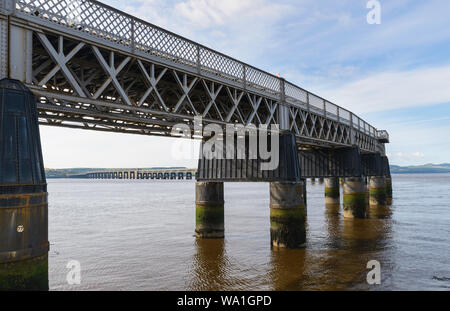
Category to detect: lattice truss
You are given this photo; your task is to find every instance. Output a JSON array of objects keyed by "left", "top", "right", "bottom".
[
  {"left": 29, "top": 30, "right": 376, "bottom": 152},
  {"left": 287, "top": 106, "right": 376, "bottom": 151},
  {"left": 31, "top": 31, "right": 280, "bottom": 137},
  {"left": 6, "top": 0, "right": 383, "bottom": 153}
]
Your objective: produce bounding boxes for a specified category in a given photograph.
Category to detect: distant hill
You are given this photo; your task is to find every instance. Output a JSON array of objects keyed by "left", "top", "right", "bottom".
[
  {"left": 390, "top": 163, "right": 450, "bottom": 174},
  {"left": 45, "top": 167, "right": 187, "bottom": 178}
]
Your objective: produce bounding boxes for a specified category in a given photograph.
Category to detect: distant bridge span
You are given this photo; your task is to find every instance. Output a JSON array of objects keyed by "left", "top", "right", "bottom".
[
  {"left": 72, "top": 168, "right": 197, "bottom": 180},
  {"left": 1, "top": 0, "right": 388, "bottom": 154}
]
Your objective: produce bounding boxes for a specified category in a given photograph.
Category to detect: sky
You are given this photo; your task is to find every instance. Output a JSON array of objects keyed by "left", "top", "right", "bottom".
[{"left": 40, "top": 0, "right": 450, "bottom": 168}]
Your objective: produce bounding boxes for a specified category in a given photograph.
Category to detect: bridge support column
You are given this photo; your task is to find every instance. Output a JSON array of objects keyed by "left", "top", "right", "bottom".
[
  {"left": 385, "top": 176, "right": 393, "bottom": 204},
  {"left": 8, "top": 25, "right": 33, "bottom": 83},
  {"left": 0, "top": 79, "right": 48, "bottom": 290},
  {"left": 270, "top": 181, "right": 306, "bottom": 249},
  {"left": 195, "top": 182, "right": 224, "bottom": 239},
  {"left": 301, "top": 178, "right": 307, "bottom": 208},
  {"left": 369, "top": 176, "right": 386, "bottom": 206},
  {"left": 365, "top": 176, "right": 370, "bottom": 208},
  {"left": 325, "top": 177, "right": 340, "bottom": 213},
  {"left": 343, "top": 177, "right": 366, "bottom": 218}
]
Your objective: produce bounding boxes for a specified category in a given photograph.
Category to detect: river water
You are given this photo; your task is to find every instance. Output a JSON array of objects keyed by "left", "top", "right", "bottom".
[{"left": 47, "top": 174, "right": 450, "bottom": 290}]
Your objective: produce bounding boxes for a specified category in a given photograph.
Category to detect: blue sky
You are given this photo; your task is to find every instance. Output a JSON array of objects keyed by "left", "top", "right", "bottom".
[{"left": 40, "top": 0, "right": 450, "bottom": 167}]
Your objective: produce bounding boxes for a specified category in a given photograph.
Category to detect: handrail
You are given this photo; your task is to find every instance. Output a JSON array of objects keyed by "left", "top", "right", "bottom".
[{"left": 13, "top": 0, "right": 380, "bottom": 138}]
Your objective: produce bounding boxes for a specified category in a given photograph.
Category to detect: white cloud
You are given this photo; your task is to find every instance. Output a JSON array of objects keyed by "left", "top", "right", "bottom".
[
  {"left": 395, "top": 152, "right": 424, "bottom": 160},
  {"left": 317, "top": 64, "right": 450, "bottom": 114},
  {"left": 105, "top": 0, "right": 292, "bottom": 62},
  {"left": 411, "top": 152, "right": 425, "bottom": 159},
  {"left": 174, "top": 0, "right": 289, "bottom": 28}
]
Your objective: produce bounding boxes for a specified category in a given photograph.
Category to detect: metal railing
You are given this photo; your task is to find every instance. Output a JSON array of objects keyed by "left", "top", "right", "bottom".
[
  {"left": 376, "top": 130, "right": 389, "bottom": 141},
  {"left": 13, "top": 0, "right": 379, "bottom": 138}
]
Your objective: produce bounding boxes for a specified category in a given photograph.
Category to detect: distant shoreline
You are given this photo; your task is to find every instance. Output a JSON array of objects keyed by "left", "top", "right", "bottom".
[
  {"left": 43, "top": 165, "right": 450, "bottom": 178},
  {"left": 390, "top": 164, "right": 450, "bottom": 174}
]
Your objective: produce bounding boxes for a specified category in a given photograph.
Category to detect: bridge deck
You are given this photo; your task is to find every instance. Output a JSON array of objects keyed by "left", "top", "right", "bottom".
[{"left": 0, "top": 0, "right": 388, "bottom": 153}]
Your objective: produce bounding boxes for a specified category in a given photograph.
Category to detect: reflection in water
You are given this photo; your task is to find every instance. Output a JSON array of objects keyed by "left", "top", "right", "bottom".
[
  {"left": 325, "top": 205, "right": 343, "bottom": 249},
  {"left": 188, "top": 239, "right": 229, "bottom": 291},
  {"left": 368, "top": 204, "right": 393, "bottom": 219},
  {"left": 325, "top": 204, "right": 341, "bottom": 216},
  {"left": 342, "top": 217, "right": 392, "bottom": 251},
  {"left": 269, "top": 248, "right": 306, "bottom": 290},
  {"left": 46, "top": 175, "right": 450, "bottom": 290},
  {"left": 267, "top": 205, "right": 395, "bottom": 291}
]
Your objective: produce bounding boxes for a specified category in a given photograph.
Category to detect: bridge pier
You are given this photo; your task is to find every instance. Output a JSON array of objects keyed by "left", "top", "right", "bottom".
[
  {"left": 369, "top": 176, "right": 387, "bottom": 206},
  {"left": 195, "top": 182, "right": 224, "bottom": 239},
  {"left": 343, "top": 177, "right": 367, "bottom": 218},
  {"left": 0, "top": 79, "right": 48, "bottom": 290},
  {"left": 325, "top": 177, "right": 340, "bottom": 213},
  {"left": 302, "top": 178, "right": 307, "bottom": 210},
  {"left": 365, "top": 176, "right": 370, "bottom": 208},
  {"left": 196, "top": 131, "right": 303, "bottom": 247},
  {"left": 270, "top": 181, "right": 306, "bottom": 249},
  {"left": 385, "top": 176, "right": 393, "bottom": 204}
]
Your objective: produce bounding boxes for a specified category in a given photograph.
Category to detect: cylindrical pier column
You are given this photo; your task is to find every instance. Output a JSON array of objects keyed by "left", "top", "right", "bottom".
[
  {"left": 365, "top": 176, "right": 370, "bottom": 208},
  {"left": 195, "top": 182, "right": 224, "bottom": 238},
  {"left": 343, "top": 177, "right": 366, "bottom": 218},
  {"left": 385, "top": 176, "right": 393, "bottom": 204},
  {"left": 369, "top": 176, "right": 387, "bottom": 206},
  {"left": 0, "top": 79, "right": 49, "bottom": 290},
  {"left": 270, "top": 182, "right": 306, "bottom": 249},
  {"left": 325, "top": 177, "right": 340, "bottom": 214},
  {"left": 301, "top": 178, "right": 307, "bottom": 208},
  {"left": 325, "top": 177, "right": 340, "bottom": 205}
]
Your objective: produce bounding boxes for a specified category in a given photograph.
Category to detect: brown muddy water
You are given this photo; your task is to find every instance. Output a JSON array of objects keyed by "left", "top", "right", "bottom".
[{"left": 48, "top": 174, "right": 450, "bottom": 290}]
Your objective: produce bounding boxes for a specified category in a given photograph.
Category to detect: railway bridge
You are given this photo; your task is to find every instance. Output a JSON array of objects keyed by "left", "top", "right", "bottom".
[
  {"left": 80, "top": 168, "right": 196, "bottom": 180},
  {"left": 0, "top": 0, "right": 391, "bottom": 289}
]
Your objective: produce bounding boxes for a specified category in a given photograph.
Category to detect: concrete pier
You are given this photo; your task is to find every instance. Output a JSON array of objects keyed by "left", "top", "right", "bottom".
[
  {"left": 0, "top": 79, "right": 48, "bottom": 290},
  {"left": 195, "top": 182, "right": 224, "bottom": 238},
  {"left": 325, "top": 177, "right": 340, "bottom": 205},
  {"left": 325, "top": 177, "right": 340, "bottom": 214},
  {"left": 369, "top": 176, "right": 387, "bottom": 206},
  {"left": 270, "top": 182, "right": 306, "bottom": 249},
  {"left": 365, "top": 177, "right": 370, "bottom": 208},
  {"left": 343, "top": 177, "right": 367, "bottom": 218},
  {"left": 301, "top": 178, "right": 307, "bottom": 210},
  {"left": 385, "top": 176, "right": 393, "bottom": 204}
]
